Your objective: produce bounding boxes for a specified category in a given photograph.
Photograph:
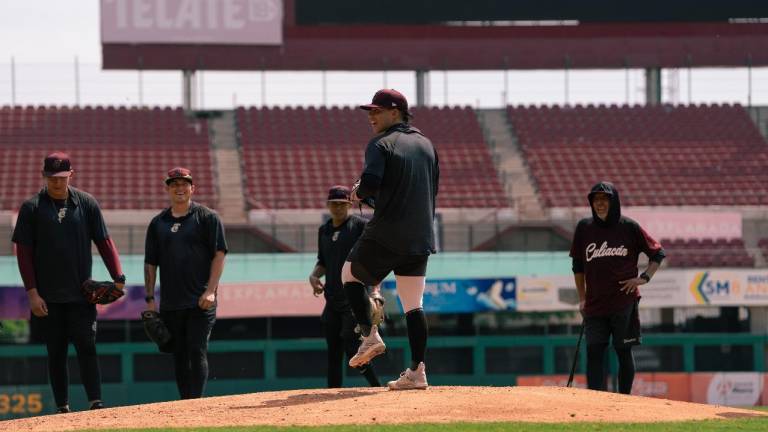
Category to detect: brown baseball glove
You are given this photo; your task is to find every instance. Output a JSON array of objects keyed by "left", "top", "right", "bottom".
[{"left": 81, "top": 279, "right": 124, "bottom": 305}]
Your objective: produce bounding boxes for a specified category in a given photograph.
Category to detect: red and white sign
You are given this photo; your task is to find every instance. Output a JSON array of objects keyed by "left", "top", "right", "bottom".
[
  {"left": 101, "top": 0, "right": 283, "bottom": 45},
  {"left": 624, "top": 210, "right": 742, "bottom": 240},
  {"left": 216, "top": 281, "right": 323, "bottom": 318}
]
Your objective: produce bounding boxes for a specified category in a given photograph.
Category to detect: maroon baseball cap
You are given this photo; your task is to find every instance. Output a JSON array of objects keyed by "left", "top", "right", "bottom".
[
  {"left": 43, "top": 152, "right": 73, "bottom": 177},
  {"left": 165, "top": 167, "right": 193, "bottom": 185},
  {"left": 359, "top": 89, "right": 412, "bottom": 116},
  {"left": 327, "top": 185, "right": 351, "bottom": 202}
]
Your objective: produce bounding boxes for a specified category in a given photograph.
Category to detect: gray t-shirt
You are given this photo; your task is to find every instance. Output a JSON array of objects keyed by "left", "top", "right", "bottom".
[{"left": 360, "top": 123, "right": 439, "bottom": 255}]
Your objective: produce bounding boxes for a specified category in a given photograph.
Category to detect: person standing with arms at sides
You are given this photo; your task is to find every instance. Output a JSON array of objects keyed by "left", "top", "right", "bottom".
[
  {"left": 144, "top": 168, "right": 227, "bottom": 399},
  {"left": 342, "top": 89, "right": 439, "bottom": 390},
  {"left": 309, "top": 185, "right": 381, "bottom": 388},
  {"left": 570, "top": 182, "right": 665, "bottom": 394},
  {"left": 12, "top": 152, "right": 126, "bottom": 413}
]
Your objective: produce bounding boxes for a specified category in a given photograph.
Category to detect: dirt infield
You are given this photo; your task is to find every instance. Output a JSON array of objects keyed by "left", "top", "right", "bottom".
[{"left": 4, "top": 386, "right": 767, "bottom": 431}]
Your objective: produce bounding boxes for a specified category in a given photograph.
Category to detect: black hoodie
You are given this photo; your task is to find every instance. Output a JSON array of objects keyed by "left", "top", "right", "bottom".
[{"left": 570, "top": 182, "right": 665, "bottom": 316}]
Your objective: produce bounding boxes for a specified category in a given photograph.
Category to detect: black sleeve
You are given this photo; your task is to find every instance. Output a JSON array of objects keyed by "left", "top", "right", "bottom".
[
  {"left": 433, "top": 146, "right": 440, "bottom": 198},
  {"left": 569, "top": 220, "right": 585, "bottom": 274},
  {"left": 87, "top": 197, "right": 110, "bottom": 242},
  {"left": 572, "top": 257, "right": 584, "bottom": 273},
  {"left": 144, "top": 219, "right": 160, "bottom": 266},
  {"left": 316, "top": 226, "right": 326, "bottom": 268},
  {"left": 357, "top": 173, "right": 382, "bottom": 199},
  {"left": 11, "top": 201, "right": 36, "bottom": 246},
  {"left": 207, "top": 212, "right": 228, "bottom": 255},
  {"left": 358, "top": 139, "right": 388, "bottom": 199}
]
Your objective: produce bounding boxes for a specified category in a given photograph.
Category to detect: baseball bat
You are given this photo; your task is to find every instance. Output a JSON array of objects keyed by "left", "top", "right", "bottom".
[{"left": 567, "top": 321, "right": 585, "bottom": 388}]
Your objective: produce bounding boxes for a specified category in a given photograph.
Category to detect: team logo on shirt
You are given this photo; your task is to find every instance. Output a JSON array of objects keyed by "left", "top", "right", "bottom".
[
  {"left": 585, "top": 241, "right": 628, "bottom": 262},
  {"left": 171, "top": 223, "right": 181, "bottom": 233},
  {"left": 332, "top": 231, "right": 340, "bottom": 242},
  {"left": 57, "top": 207, "right": 67, "bottom": 224}
]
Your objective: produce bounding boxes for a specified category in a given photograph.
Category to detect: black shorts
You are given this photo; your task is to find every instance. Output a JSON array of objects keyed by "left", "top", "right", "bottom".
[
  {"left": 584, "top": 299, "right": 641, "bottom": 348},
  {"left": 346, "top": 238, "right": 429, "bottom": 286}
]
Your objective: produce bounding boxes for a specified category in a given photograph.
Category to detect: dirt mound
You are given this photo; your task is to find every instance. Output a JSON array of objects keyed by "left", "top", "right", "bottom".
[{"left": 4, "top": 386, "right": 766, "bottom": 431}]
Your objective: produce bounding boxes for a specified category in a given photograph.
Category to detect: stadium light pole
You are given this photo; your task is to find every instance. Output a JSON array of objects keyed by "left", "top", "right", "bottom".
[
  {"left": 747, "top": 54, "right": 753, "bottom": 108},
  {"left": 74, "top": 56, "right": 80, "bottom": 107},
  {"left": 10, "top": 56, "right": 15, "bottom": 106}
]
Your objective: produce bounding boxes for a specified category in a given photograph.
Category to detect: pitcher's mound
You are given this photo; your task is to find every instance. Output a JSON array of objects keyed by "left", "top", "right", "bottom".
[{"left": 4, "top": 386, "right": 766, "bottom": 431}]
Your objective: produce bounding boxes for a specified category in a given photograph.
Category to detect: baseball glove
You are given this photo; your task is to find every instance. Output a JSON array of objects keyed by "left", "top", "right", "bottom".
[
  {"left": 355, "top": 291, "right": 386, "bottom": 334},
  {"left": 141, "top": 310, "right": 174, "bottom": 353},
  {"left": 351, "top": 178, "right": 376, "bottom": 209},
  {"left": 81, "top": 279, "right": 124, "bottom": 305}
]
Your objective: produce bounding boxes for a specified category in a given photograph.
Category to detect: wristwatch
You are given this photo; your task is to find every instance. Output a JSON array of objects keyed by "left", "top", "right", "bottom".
[
  {"left": 114, "top": 274, "right": 126, "bottom": 284},
  {"left": 145, "top": 295, "right": 155, "bottom": 303},
  {"left": 639, "top": 272, "right": 651, "bottom": 283}
]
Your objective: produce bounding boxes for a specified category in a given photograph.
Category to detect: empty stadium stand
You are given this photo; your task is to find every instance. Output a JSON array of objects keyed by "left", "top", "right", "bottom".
[
  {"left": 237, "top": 106, "right": 508, "bottom": 209},
  {"left": 508, "top": 104, "right": 768, "bottom": 208},
  {"left": 662, "top": 238, "right": 754, "bottom": 268},
  {"left": 0, "top": 106, "right": 216, "bottom": 210}
]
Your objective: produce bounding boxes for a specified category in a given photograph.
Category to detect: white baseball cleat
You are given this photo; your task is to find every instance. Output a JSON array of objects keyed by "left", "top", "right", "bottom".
[
  {"left": 387, "top": 362, "right": 428, "bottom": 390},
  {"left": 349, "top": 325, "right": 386, "bottom": 368}
]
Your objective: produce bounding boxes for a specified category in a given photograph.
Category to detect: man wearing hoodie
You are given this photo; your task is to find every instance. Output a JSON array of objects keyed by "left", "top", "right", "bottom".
[{"left": 569, "top": 182, "right": 665, "bottom": 394}]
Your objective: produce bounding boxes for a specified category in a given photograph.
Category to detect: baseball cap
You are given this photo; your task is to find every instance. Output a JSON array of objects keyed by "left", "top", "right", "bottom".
[
  {"left": 359, "top": 89, "right": 412, "bottom": 116},
  {"left": 327, "top": 185, "right": 351, "bottom": 202},
  {"left": 43, "top": 152, "right": 73, "bottom": 177},
  {"left": 165, "top": 167, "right": 193, "bottom": 185}
]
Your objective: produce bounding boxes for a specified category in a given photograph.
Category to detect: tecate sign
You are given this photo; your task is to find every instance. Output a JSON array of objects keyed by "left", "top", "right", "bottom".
[{"left": 101, "top": 0, "right": 283, "bottom": 45}]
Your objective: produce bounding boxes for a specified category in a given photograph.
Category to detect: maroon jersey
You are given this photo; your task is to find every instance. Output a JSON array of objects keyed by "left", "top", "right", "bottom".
[{"left": 570, "top": 216, "right": 662, "bottom": 316}]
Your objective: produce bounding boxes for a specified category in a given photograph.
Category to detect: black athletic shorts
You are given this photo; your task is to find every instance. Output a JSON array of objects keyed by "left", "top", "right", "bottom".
[
  {"left": 584, "top": 299, "right": 641, "bottom": 348},
  {"left": 346, "top": 237, "right": 429, "bottom": 286}
]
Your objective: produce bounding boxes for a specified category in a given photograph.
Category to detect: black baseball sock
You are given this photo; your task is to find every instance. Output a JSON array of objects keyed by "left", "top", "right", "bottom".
[
  {"left": 405, "top": 308, "right": 428, "bottom": 370},
  {"left": 586, "top": 343, "right": 608, "bottom": 391},
  {"left": 344, "top": 282, "right": 372, "bottom": 336},
  {"left": 615, "top": 346, "right": 636, "bottom": 395},
  {"left": 358, "top": 364, "right": 381, "bottom": 387}
]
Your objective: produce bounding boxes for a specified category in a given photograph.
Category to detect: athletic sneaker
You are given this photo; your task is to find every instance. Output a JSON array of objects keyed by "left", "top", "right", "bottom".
[
  {"left": 387, "top": 362, "right": 428, "bottom": 390},
  {"left": 89, "top": 400, "right": 105, "bottom": 410},
  {"left": 56, "top": 405, "right": 71, "bottom": 414},
  {"left": 349, "top": 325, "right": 386, "bottom": 368}
]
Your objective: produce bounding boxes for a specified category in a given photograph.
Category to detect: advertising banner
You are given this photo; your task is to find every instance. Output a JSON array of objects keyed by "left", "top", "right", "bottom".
[
  {"left": 516, "top": 276, "right": 578, "bottom": 312},
  {"left": 381, "top": 278, "right": 517, "bottom": 313},
  {"left": 690, "top": 373, "right": 764, "bottom": 406},
  {"left": 0, "top": 282, "right": 324, "bottom": 320},
  {"left": 101, "top": 0, "right": 283, "bottom": 45}
]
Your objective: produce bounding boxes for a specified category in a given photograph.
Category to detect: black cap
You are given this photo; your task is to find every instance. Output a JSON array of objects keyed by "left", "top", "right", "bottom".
[
  {"left": 327, "top": 185, "right": 351, "bottom": 202},
  {"left": 43, "top": 152, "right": 73, "bottom": 177},
  {"left": 359, "top": 89, "right": 412, "bottom": 117}
]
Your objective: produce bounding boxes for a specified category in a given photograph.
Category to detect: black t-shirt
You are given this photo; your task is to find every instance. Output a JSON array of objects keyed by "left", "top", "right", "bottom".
[
  {"left": 570, "top": 216, "right": 662, "bottom": 316},
  {"left": 144, "top": 203, "right": 228, "bottom": 311},
  {"left": 12, "top": 187, "right": 110, "bottom": 303},
  {"left": 360, "top": 123, "right": 439, "bottom": 255},
  {"left": 317, "top": 215, "right": 366, "bottom": 310}
]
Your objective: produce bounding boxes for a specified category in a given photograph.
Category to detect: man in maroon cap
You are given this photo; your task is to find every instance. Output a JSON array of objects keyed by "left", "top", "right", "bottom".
[
  {"left": 12, "top": 152, "right": 126, "bottom": 413},
  {"left": 144, "top": 167, "right": 228, "bottom": 399},
  {"left": 342, "top": 89, "right": 440, "bottom": 390},
  {"left": 309, "top": 185, "right": 381, "bottom": 388}
]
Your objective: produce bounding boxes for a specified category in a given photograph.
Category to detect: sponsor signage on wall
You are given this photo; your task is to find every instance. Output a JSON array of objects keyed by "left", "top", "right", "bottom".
[
  {"left": 101, "top": 0, "right": 283, "bottom": 45},
  {"left": 381, "top": 278, "right": 517, "bottom": 313},
  {"left": 521, "top": 372, "right": 768, "bottom": 406}
]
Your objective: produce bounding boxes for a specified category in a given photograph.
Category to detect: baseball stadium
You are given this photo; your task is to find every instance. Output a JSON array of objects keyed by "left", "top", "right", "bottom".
[{"left": 2, "top": 1, "right": 768, "bottom": 431}]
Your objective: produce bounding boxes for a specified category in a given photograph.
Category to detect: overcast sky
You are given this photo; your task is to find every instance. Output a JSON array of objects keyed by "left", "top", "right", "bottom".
[{"left": 0, "top": 1, "right": 766, "bottom": 109}]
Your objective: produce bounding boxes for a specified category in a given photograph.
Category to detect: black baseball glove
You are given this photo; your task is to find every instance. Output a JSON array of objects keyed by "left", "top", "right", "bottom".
[
  {"left": 81, "top": 279, "right": 124, "bottom": 305},
  {"left": 141, "top": 310, "right": 174, "bottom": 353}
]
